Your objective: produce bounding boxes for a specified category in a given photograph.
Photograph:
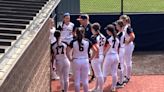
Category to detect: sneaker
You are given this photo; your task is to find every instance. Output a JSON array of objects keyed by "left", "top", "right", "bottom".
[
  {"left": 123, "top": 76, "right": 130, "bottom": 84},
  {"left": 54, "top": 76, "right": 60, "bottom": 80},
  {"left": 116, "top": 82, "right": 124, "bottom": 88},
  {"left": 110, "top": 88, "right": 116, "bottom": 92},
  {"left": 51, "top": 75, "right": 60, "bottom": 80},
  {"left": 89, "top": 75, "right": 95, "bottom": 83},
  {"left": 89, "top": 88, "right": 97, "bottom": 92}
]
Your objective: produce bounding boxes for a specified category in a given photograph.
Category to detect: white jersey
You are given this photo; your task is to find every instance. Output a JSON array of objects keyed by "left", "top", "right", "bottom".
[
  {"left": 91, "top": 33, "right": 106, "bottom": 55},
  {"left": 106, "top": 36, "right": 119, "bottom": 54},
  {"left": 52, "top": 41, "right": 68, "bottom": 61},
  {"left": 49, "top": 27, "right": 56, "bottom": 44},
  {"left": 61, "top": 22, "right": 74, "bottom": 39},
  {"left": 117, "top": 31, "right": 125, "bottom": 48},
  {"left": 70, "top": 39, "right": 92, "bottom": 59},
  {"left": 124, "top": 25, "right": 134, "bottom": 45}
]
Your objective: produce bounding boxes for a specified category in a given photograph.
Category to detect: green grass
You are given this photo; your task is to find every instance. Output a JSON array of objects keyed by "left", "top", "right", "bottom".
[{"left": 80, "top": 0, "right": 164, "bottom": 13}]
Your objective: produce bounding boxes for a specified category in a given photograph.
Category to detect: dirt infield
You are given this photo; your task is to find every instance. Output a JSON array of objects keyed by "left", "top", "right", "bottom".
[
  {"left": 51, "top": 75, "right": 164, "bottom": 92},
  {"left": 51, "top": 52, "right": 164, "bottom": 92}
]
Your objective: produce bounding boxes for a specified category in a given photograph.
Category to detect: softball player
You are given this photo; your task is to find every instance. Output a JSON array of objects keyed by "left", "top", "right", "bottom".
[
  {"left": 77, "top": 14, "right": 95, "bottom": 82},
  {"left": 58, "top": 13, "right": 74, "bottom": 44},
  {"left": 51, "top": 31, "right": 70, "bottom": 92},
  {"left": 103, "top": 24, "right": 119, "bottom": 92},
  {"left": 67, "top": 27, "right": 98, "bottom": 92},
  {"left": 49, "top": 18, "right": 60, "bottom": 80},
  {"left": 120, "top": 15, "right": 135, "bottom": 83},
  {"left": 90, "top": 23, "right": 106, "bottom": 92},
  {"left": 115, "top": 20, "right": 126, "bottom": 87}
]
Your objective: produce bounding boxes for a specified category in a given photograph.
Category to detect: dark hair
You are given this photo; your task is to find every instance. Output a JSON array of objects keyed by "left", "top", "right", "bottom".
[
  {"left": 105, "top": 24, "right": 117, "bottom": 42},
  {"left": 76, "top": 27, "right": 85, "bottom": 49},
  {"left": 116, "top": 20, "right": 124, "bottom": 28},
  {"left": 54, "top": 31, "right": 61, "bottom": 45},
  {"left": 112, "top": 22, "right": 119, "bottom": 33},
  {"left": 92, "top": 22, "right": 101, "bottom": 32}
]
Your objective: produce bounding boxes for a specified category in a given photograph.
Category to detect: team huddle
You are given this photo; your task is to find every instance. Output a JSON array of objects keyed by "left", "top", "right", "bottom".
[{"left": 50, "top": 13, "right": 135, "bottom": 92}]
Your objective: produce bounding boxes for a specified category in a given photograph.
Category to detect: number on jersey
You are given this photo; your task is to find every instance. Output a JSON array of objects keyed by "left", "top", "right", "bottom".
[
  {"left": 56, "top": 45, "right": 64, "bottom": 55},
  {"left": 79, "top": 43, "right": 84, "bottom": 51},
  {"left": 99, "top": 37, "right": 105, "bottom": 46}
]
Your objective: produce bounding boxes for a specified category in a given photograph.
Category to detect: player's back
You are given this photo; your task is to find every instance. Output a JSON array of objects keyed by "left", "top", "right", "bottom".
[
  {"left": 52, "top": 41, "right": 68, "bottom": 61},
  {"left": 70, "top": 39, "right": 91, "bottom": 59},
  {"left": 106, "top": 36, "right": 119, "bottom": 54}
]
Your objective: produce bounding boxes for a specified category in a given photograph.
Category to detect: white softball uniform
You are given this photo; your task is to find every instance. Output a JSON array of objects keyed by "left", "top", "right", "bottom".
[
  {"left": 52, "top": 41, "right": 70, "bottom": 91},
  {"left": 117, "top": 31, "right": 126, "bottom": 84},
  {"left": 61, "top": 22, "right": 74, "bottom": 44},
  {"left": 124, "top": 25, "right": 135, "bottom": 78},
  {"left": 91, "top": 33, "right": 106, "bottom": 77},
  {"left": 70, "top": 39, "right": 92, "bottom": 92},
  {"left": 103, "top": 36, "right": 119, "bottom": 89},
  {"left": 50, "top": 27, "right": 58, "bottom": 80}
]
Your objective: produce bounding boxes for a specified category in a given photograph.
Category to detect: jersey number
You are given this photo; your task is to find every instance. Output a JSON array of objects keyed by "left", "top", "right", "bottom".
[
  {"left": 112, "top": 40, "right": 116, "bottom": 48},
  {"left": 79, "top": 43, "right": 84, "bottom": 51},
  {"left": 99, "top": 37, "right": 105, "bottom": 46},
  {"left": 56, "top": 45, "right": 64, "bottom": 55}
]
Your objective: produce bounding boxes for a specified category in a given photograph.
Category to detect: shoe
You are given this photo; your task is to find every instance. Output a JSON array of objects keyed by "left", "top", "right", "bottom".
[
  {"left": 51, "top": 75, "right": 60, "bottom": 80},
  {"left": 54, "top": 76, "right": 60, "bottom": 80},
  {"left": 123, "top": 76, "right": 130, "bottom": 84},
  {"left": 110, "top": 88, "right": 116, "bottom": 92},
  {"left": 89, "top": 88, "right": 97, "bottom": 92},
  {"left": 89, "top": 76, "right": 95, "bottom": 83},
  {"left": 61, "top": 90, "right": 64, "bottom": 92},
  {"left": 116, "top": 82, "right": 124, "bottom": 88}
]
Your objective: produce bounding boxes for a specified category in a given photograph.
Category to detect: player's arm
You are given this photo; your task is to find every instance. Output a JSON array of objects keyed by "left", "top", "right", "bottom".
[
  {"left": 66, "top": 40, "right": 73, "bottom": 62},
  {"left": 125, "top": 27, "right": 135, "bottom": 44},
  {"left": 104, "top": 43, "right": 111, "bottom": 56},
  {"left": 90, "top": 35, "right": 99, "bottom": 58},
  {"left": 66, "top": 46, "right": 72, "bottom": 62},
  {"left": 90, "top": 44, "right": 98, "bottom": 61},
  {"left": 128, "top": 32, "right": 135, "bottom": 43},
  {"left": 104, "top": 38, "right": 111, "bottom": 55},
  {"left": 50, "top": 43, "right": 55, "bottom": 70}
]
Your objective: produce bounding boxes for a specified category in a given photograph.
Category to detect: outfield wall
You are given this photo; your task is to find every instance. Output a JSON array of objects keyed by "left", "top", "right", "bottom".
[{"left": 70, "top": 14, "right": 164, "bottom": 51}]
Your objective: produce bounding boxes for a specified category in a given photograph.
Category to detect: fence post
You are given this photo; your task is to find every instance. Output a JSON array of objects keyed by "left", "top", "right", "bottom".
[{"left": 121, "top": 0, "right": 123, "bottom": 15}]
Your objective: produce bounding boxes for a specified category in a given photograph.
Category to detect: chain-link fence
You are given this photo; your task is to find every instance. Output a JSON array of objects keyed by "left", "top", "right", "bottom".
[{"left": 80, "top": 0, "right": 164, "bottom": 13}]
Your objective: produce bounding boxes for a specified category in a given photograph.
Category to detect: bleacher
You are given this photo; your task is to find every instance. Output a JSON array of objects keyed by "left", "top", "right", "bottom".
[
  {"left": 0, "top": 0, "right": 60, "bottom": 88},
  {"left": 0, "top": 0, "right": 48, "bottom": 58}
]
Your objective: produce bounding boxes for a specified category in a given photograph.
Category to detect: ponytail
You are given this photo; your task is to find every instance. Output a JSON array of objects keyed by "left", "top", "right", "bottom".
[
  {"left": 92, "top": 22, "right": 101, "bottom": 34},
  {"left": 105, "top": 24, "right": 117, "bottom": 43},
  {"left": 76, "top": 27, "right": 85, "bottom": 49},
  {"left": 54, "top": 31, "right": 61, "bottom": 45}
]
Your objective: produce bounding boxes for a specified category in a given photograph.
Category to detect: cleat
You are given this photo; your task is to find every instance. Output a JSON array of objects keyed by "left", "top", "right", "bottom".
[
  {"left": 89, "top": 76, "right": 95, "bottom": 83},
  {"left": 116, "top": 82, "right": 124, "bottom": 88},
  {"left": 110, "top": 88, "right": 116, "bottom": 92},
  {"left": 123, "top": 76, "right": 130, "bottom": 84}
]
